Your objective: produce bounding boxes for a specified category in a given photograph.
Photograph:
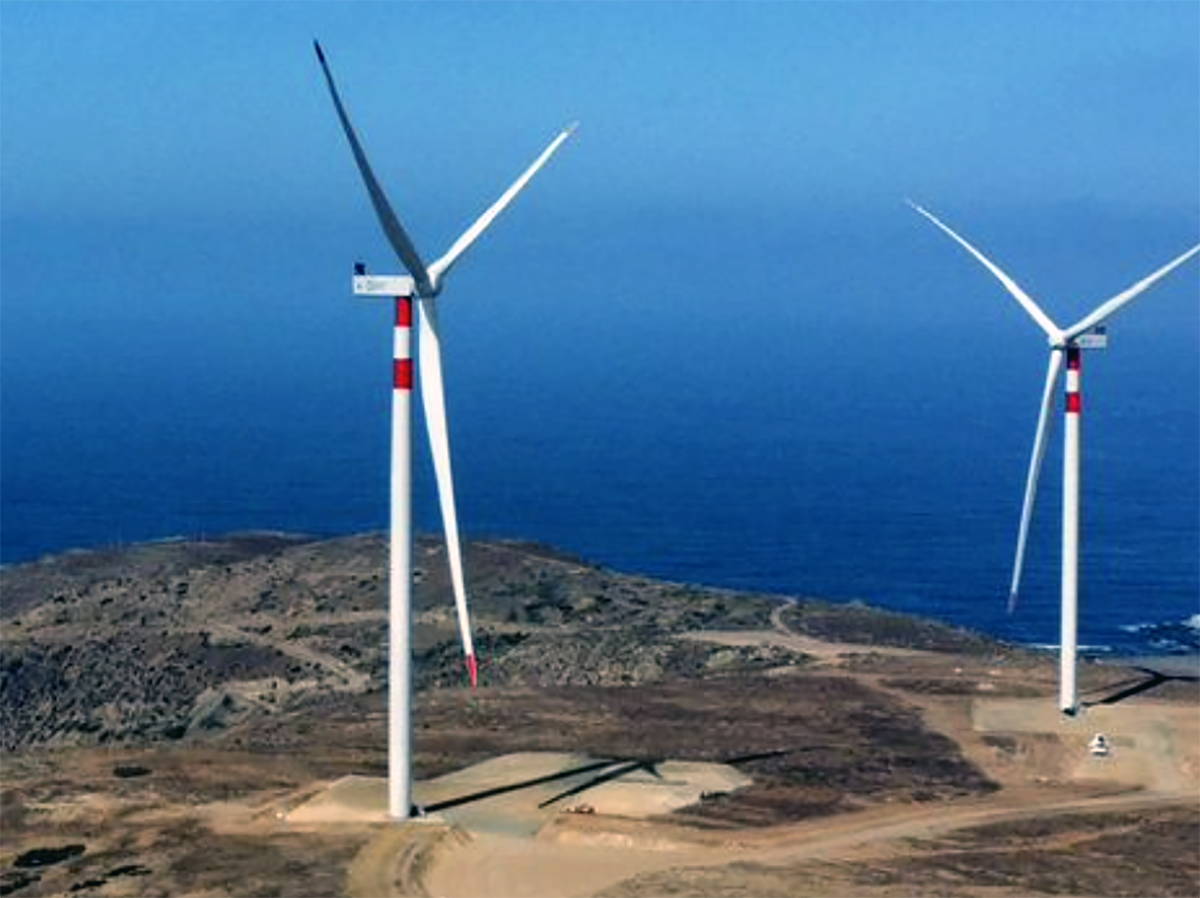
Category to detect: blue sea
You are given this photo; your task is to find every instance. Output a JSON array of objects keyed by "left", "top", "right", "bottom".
[{"left": 3, "top": 202, "right": 1198, "bottom": 657}]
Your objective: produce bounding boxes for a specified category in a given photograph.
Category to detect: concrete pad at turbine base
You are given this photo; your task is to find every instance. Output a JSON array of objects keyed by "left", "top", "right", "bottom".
[
  {"left": 972, "top": 698, "right": 1199, "bottom": 794},
  {"left": 285, "top": 775, "right": 393, "bottom": 825},
  {"left": 285, "top": 752, "right": 752, "bottom": 836}
]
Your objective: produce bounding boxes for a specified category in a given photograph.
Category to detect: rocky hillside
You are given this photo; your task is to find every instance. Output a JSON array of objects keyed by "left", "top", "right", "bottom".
[{"left": 1, "top": 533, "right": 1003, "bottom": 752}]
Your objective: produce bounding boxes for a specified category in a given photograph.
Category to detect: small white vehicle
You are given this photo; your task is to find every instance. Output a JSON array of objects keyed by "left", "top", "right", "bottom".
[{"left": 1088, "top": 733, "right": 1111, "bottom": 757}]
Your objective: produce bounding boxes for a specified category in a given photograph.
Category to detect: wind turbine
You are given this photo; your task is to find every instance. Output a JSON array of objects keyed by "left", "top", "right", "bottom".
[
  {"left": 315, "top": 41, "right": 575, "bottom": 818},
  {"left": 908, "top": 200, "right": 1199, "bottom": 715}
]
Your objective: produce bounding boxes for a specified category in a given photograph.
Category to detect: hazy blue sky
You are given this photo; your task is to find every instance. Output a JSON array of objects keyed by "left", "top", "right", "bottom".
[{"left": 3, "top": 2, "right": 1198, "bottom": 224}]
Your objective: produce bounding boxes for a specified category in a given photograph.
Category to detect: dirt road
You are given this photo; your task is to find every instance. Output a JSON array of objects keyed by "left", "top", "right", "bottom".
[
  {"left": 345, "top": 614, "right": 1199, "bottom": 898},
  {"left": 373, "top": 788, "right": 1190, "bottom": 898},
  {"left": 682, "top": 597, "right": 926, "bottom": 666}
]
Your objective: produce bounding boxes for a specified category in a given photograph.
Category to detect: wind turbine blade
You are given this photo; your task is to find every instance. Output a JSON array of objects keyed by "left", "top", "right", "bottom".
[
  {"left": 1061, "top": 244, "right": 1200, "bottom": 342},
  {"left": 1009, "top": 350, "right": 1064, "bottom": 614},
  {"left": 428, "top": 123, "right": 577, "bottom": 289},
  {"left": 314, "top": 41, "right": 434, "bottom": 295},
  {"left": 417, "top": 298, "right": 477, "bottom": 687},
  {"left": 907, "top": 200, "right": 1063, "bottom": 342}
]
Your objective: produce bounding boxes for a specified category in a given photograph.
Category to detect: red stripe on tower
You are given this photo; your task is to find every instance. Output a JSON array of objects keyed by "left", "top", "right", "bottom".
[
  {"left": 393, "top": 359, "right": 413, "bottom": 391},
  {"left": 393, "top": 296, "right": 413, "bottom": 392},
  {"left": 1065, "top": 347, "right": 1082, "bottom": 415},
  {"left": 396, "top": 296, "right": 413, "bottom": 328}
]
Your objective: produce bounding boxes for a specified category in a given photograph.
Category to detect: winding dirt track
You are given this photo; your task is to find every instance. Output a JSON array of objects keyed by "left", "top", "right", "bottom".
[
  {"left": 343, "top": 610, "right": 1199, "bottom": 898},
  {"left": 681, "top": 597, "right": 925, "bottom": 665},
  {"left": 351, "top": 789, "right": 1189, "bottom": 898}
]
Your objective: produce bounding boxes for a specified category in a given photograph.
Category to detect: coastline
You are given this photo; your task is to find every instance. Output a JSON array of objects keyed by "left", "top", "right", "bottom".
[{"left": 2, "top": 530, "right": 1197, "bottom": 662}]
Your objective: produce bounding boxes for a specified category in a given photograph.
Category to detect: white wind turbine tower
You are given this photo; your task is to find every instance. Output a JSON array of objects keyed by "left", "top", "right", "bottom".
[
  {"left": 909, "top": 201, "right": 1199, "bottom": 715},
  {"left": 315, "top": 41, "right": 575, "bottom": 818}
]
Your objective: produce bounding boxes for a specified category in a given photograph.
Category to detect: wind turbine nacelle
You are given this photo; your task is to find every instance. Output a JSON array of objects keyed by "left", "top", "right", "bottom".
[
  {"left": 1074, "top": 326, "right": 1108, "bottom": 351},
  {"left": 352, "top": 269, "right": 416, "bottom": 298}
]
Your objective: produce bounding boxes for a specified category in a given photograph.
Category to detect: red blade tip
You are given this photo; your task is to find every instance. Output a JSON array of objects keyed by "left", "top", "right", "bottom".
[{"left": 467, "top": 653, "right": 478, "bottom": 690}]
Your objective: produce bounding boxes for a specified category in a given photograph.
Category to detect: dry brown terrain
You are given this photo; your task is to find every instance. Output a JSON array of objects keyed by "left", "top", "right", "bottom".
[{"left": 1, "top": 533, "right": 1197, "bottom": 897}]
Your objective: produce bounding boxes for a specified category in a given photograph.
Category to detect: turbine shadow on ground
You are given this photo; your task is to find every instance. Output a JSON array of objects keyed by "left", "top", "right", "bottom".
[
  {"left": 536, "top": 759, "right": 663, "bottom": 809},
  {"left": 421, "top": 758, "right": 626, "bottom": 814},
  {"left": 1082, "top": 667, "right": 1200, "bottom": 707},
  {"left": 421, "top": 749, "right": 797, "bottom": 814}
]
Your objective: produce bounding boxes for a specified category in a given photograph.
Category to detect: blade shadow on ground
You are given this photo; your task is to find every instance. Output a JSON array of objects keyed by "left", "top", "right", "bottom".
[
  {"left": 421, "top": 758, "right": 629, "bottom": 814},
  {"left": 422, "top": 748, "right": 797, "bottom": 815},
  {"left": 1083, "top": 667, "right": 1199, "bottom": 707},
  {"left": 536, "top": 759, "right": 663, "bottom": 809}
]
